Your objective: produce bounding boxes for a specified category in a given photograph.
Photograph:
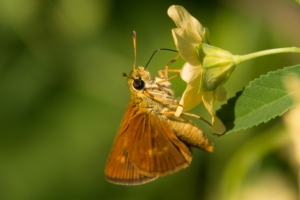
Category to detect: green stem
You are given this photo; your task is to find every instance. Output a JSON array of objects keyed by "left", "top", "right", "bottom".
[{"left": 233, "top": 47, "right": 300, "bottom": 65}]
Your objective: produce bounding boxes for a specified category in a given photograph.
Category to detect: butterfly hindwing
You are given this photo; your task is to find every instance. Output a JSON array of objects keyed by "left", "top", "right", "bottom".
[{"left": 127, "top": 110, "right": 192, "bottom": 177}]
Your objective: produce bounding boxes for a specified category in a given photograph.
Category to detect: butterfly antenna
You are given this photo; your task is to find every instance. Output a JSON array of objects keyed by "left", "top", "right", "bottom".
[
  {"left": 144, "top": 48, "right": 178, "bottom": 69},
  {"left": 132, "top": 31, "right": 137, "bottom": 70}
]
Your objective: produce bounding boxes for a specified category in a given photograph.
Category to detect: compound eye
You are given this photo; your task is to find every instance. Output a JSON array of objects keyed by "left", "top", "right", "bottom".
[{"left": 133, "top": 78, "right": 145, "bottom": 90}]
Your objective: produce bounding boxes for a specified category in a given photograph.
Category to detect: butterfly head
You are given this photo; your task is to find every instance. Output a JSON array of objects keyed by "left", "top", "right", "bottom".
[{"left": 126, "top": 66, "right": 151, "bottom": 91}]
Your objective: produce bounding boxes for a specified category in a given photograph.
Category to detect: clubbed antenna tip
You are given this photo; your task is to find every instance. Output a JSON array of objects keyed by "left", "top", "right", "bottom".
[{"left": 132, "top": 31, "right": 137, "bottom": 69}]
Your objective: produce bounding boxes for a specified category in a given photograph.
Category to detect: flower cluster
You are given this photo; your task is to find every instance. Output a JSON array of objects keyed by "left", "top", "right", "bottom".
[{"left": 168, "top": 5, "right": 236, "bottom": 134}]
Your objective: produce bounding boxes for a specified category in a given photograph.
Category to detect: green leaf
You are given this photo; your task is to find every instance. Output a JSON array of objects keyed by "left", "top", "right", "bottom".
[{"left": 216, "top": 64, "right": 300, "bottom": 134}]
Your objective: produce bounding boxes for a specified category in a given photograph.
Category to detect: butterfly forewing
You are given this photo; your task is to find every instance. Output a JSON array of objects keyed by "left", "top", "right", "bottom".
[{"left": 105, "top": 103, "right": 157, "bottom": 185}]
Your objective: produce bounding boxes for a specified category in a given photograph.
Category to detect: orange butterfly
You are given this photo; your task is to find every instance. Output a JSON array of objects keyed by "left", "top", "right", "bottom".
[{"left": 105, "top": 31, "right": 213, "bottom": 185}]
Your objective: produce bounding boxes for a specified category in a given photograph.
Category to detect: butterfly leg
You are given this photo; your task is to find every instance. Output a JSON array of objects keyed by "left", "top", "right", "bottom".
[
  {"left": 162, "top": 110, "right": 212, "bottom": 126},
  {"left": 158, "top": 54, "right": 180, "bottom": 79},
  {"left": 156, "top": 54, "right": 181, "bottom": 93},
  {"left": 155, "top": 71, "right": 180, "bottom": 96}
]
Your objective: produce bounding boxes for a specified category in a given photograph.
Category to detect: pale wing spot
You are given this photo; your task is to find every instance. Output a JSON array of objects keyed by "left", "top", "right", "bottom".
[
  {"left": 116, "top": 156, "right": 126, "bottom": 163},
  {"left": 120, "top": 156, "right": 125, "bottom": 163},
  {"left": 148, "top": 148, "right": 157, "bottom": 157},
  {"left": 157, "top": 147, "right": 169, "bottom": 155},
  {"left": 148, "top": 149, "right": 153, "bottom": 157}
]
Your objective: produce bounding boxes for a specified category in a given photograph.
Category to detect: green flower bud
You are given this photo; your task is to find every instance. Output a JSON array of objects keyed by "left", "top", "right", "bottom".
[{"left": 196, "top": 43, "right": 236, "bottom": 91}]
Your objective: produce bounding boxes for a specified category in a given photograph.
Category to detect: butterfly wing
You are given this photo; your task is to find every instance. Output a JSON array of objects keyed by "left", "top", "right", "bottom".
[
  {"left": 127, "top": 110, "right": 193, "bottom": 177},
  {"left": 105, "top": 103, "right": 157, "bottom": 185}
]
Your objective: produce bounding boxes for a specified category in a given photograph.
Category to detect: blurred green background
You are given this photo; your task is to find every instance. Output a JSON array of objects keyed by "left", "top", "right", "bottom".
[{"left": 0, "top": 0, "right": 299, "bottom": 199}]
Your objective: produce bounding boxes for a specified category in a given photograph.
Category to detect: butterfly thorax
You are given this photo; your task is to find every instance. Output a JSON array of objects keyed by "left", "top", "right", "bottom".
[{"left": 127, "top": 66, "right": 177, "bottom": 112}]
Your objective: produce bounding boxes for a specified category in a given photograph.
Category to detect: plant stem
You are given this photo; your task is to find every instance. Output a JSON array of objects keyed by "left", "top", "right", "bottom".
[{"left": 233, "top": 47, "right": 300, "bottom": 65}]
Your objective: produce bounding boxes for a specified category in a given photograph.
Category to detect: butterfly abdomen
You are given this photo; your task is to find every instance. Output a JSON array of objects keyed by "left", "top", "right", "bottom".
[{"left": 168, "top": 119, "right": 213, "bottom": 153}]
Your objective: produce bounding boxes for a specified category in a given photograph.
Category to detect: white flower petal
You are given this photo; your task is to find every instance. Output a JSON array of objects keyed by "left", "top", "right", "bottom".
[
  {"left": 168, "top": 5, "right": 204, "bottom": 39},
  {"left": 180, "top": 84, "right": 203, "bottom": 112},
  {"left": 202, "top": 91, "right": 214, "bottom": 116},
  {"left": 175, "top": 63, "right": 203, "bottom": 113},
  {"left": 185, "top": 23, "right": 202, "bottom": 45},
  {"left": 180, "top": 62, "right": 202, "bottom": 83},
  {"left": 172, "top": 29, "right": 200, "bottom": 66},
  {"left": 175, "top": 63, "right": 203, "bottom": 115}
]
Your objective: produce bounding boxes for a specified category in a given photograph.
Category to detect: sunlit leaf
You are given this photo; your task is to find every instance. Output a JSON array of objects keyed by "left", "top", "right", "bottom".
[{"left": 216, "top": 64, "right": 300, "bottom": 134}]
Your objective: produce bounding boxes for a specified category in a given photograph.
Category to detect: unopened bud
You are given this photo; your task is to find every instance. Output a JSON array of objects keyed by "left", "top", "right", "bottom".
[{"left": 196, "top": 43, "right": 236, "bottom": 91}]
